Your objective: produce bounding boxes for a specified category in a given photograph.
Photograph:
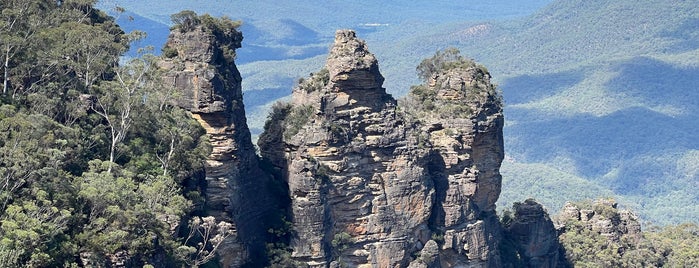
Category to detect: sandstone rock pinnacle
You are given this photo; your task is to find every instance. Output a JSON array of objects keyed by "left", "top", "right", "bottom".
[
  {"left": 159, "top": 20, "right": 274, "bottom": 267},
  {"left": 327, "top": 30, "right": 385, "bottom": 91}
]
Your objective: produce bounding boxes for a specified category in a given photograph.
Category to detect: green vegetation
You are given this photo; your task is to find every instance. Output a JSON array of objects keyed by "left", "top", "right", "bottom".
[
  {"left": 297, "top": 68, "right": 329, "bottom": 93},
  {"left": 110, "top": 4, "right": 699, "bottom": 228},
  {"left": 264, "top": 215, "right": 307, "bottom": 268},
  {"left": 499, "top": 198, "right": 699, "bottom": 266},
  {"left": 167, "top": 10, "right": 242, "bottom": 64},
  {"left": 402, "top": 48, "right": 498, "bottom": 121},
  {"left": 171, "top": 10, "right": 242, "bottom": 33},
  {"left": 496, "top": 161, "right": 617, "bottom": 216},
  {"left": 416, "top": 47, "right": 484, "bottom": 81},
  {"left": 0, "top": 2, "right": 239, "bottom": 266},
  {"left": 331, "top": 231, "right": 353, "bottom": 266},
  {"left": 2, "top": 0, "right": 698, "bottom": 265},
  {"left": 172, "top": 0, "right": 699, "bottom": 226},
  {"left": 162, "top": 46, "right": 178, "bottom": 58},
  {"left": 558, "top": 201, "right": 699, "bottom": 267},
  {"left": 282, "top": 104, "right": 314, "bottom": 140}
]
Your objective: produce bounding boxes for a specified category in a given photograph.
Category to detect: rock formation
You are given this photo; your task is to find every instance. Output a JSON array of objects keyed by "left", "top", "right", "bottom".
[
  {"left": 158, "top": 21, "right": 274, "bottom": 267},
  {"left": 502, "top": 199, "right": 566, "bottom": 268},
  {"left": 259, "top": 30, "right": 505, "bottom": 267},
  {"left": 557, "top": 199, "right": 642, "bottom": 243},
  {"left": 413, "top": 48, "right": 505, "bottom": 268}
]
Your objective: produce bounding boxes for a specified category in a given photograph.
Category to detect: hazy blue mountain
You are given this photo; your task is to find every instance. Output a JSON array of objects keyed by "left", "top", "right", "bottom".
[{"left": 101, "top": 0, "right": 699, "bottom": 225}]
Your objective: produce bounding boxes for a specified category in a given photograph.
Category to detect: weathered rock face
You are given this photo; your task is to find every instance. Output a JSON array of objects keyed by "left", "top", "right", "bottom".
[
  {"left": 159, "top": 25, "right": 243, "bottom": 114},
  {"left": 272, "top": 30, "right": 433, "bottom": 267},
  {"left": 259, "top": 30, "right": 505, "bottom": 267},
  {"left": 503, "top": 199, "right": 565, "bottom": 268},
  {"left": 159, "top": 24, "right": 273, "bottom": 267},
  {"left": 418, "top": 55, "right": 504, "bottom": 268}
]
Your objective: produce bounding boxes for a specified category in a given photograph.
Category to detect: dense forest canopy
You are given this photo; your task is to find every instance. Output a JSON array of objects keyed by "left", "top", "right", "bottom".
[{"left": 0, "top": 1, "right": 216, "bottom": 266}]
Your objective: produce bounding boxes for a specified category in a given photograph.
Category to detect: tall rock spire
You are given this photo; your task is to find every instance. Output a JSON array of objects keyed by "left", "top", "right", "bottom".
[
  {"left": 159, "top": 17, "right": 274, "bottom": 267},
  {"left": 409, "top": 51, "right": 505, "bottom": 267},
  {"left": 327, "top": 30, "right": 385, "bottom": 91}
]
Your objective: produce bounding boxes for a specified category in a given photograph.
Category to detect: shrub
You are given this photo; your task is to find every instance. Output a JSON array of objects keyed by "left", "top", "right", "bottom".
[
  {"left": 416, "top": 47, "right": 478, "bottom": 82},
  {"left": 162, "top": 46, "right": 178, "bottom": 58},
  {"left": 170, "top": 10, "right": 200, "bottom": 32},
  {"left": 282, "top": 105, "right": 314, "bottom": 139},
  {"left": 297, "top": 68, "right": 329, "bottom": 93}
]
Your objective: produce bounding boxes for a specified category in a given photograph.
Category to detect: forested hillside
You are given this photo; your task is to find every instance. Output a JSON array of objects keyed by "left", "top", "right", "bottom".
[
  {"left": 0, "top": 1, "right": 212, "bottom": 266},
  {"left": 464, "top": 0, "right": 699, "bottom": 224}
]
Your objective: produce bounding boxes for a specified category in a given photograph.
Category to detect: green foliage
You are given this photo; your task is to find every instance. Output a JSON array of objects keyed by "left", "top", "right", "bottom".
[
  {"left": 162, "top": 46, "right": 178, "bottom": 58},
  {"left": 169, "top": 10, "right": 242, "bottom": 64},
  {"left": 170, "top": 10, "right": 200, "bottom": 32},
  {"left": 199, "top": 13, "right": 242, "bottom": 33},
  {"left": 312, "top": 158, "right": 331, "bottom": 183},
  {"left": 0, "top": 192, "right": 72, "bottom": 266},
  {"left": 558, "top": 201, "right": 699, "bottom": 267},
  {"left": 416, "top": 47, "right": 480, "bottom": 82},
  {"left": 282, "top": 104, "right": 314, "bottom": 140},
  {"left": 266, "top": 242, "right": 307, "bottom": 268},
  {"left": 264, "top": 216, "right": 306, "bottom": 267},
  {"left": 331, "top": 231, "right": 353, "bottom": 256},
  {"left": 331, "top": 232, "right": 352, "bottom": 249},
  {"left": 430, "top": 232, "right": 444, "bottom": 245},
  {"left": 297, "top": 68, "right": 329, "bottom": 93},
  {"left": 0, "top": 2, "right": 210, "bottom": 266},
  {"left": 402, "top": 48, "right": 498, "bottom": 122},
  {"left": 409, "top": 84, "right": 436, "bottom": 110},
  {"left": 0, "top": 0, "right": 127, "bottom": 103},
  {"left": 648, "top": 224, "right": 699, "bottom": 267},
  {"left": 497, "top": 161, "right": 616, "bottom": 217},
  {"left": 113, "top": 0, "right": 699, "bottom": 227},
  {"left": 199, "top": 14, "right": 243, "bottom": 64}
]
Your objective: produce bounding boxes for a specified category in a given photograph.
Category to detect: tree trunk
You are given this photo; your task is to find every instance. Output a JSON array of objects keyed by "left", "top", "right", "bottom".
[
  {"left": 3, "top": 46, "right": 9, "bottom": 95},
  {"left": 108, "top": 127, "right": 116, "bottom": 173}
]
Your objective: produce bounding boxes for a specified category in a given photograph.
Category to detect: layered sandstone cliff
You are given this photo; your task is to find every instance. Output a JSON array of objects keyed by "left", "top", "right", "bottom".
[
  {"left": 259, "top": 30, "right": 505, "bottom": 267},
  {"left": 159, "top": 23, "right": 274, "bottom": 267}
]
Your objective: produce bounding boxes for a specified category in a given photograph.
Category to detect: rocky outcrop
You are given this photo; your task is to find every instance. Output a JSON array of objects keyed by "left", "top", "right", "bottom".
[
  {"left": 259, "top": 30, "right": 505, "bottom": 267},
  {"left": 557, "top": 199, "right": 641, "bottom": 243},
  {"left": 265, "top": 29, "right": 433, "bottom": 267},
  {"left": 159, "top": 22, "right": 274, "bottom": 267},
  {"left": 502, "top": 199, "right": 566, "bottom": 268}
]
